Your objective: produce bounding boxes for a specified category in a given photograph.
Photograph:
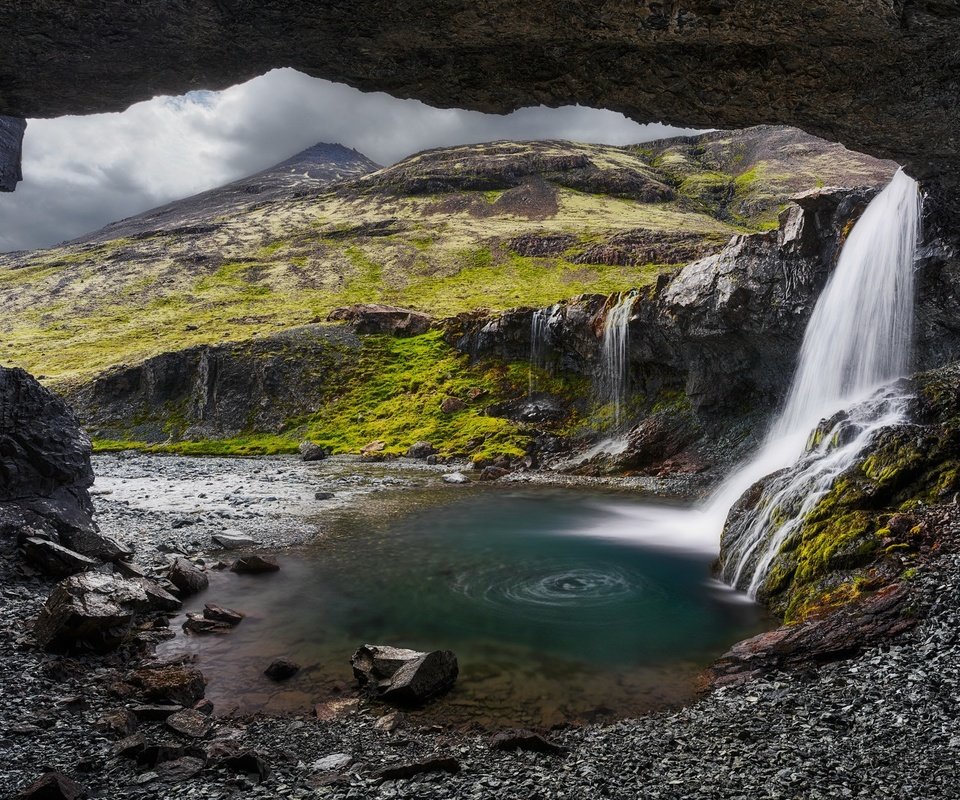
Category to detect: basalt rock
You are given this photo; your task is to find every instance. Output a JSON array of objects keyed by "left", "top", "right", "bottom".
[
  {"left": 167, "top": 558, "right": 209, "bottom": 597},
  {"left": 327, "top": 304, "right": 433, "bottom": 337},
  {"left": 4, "top": 1, "right": 959, "bottom": 208},
  {"left": 15, "top": 771, "right": 86, "bottom": 800},
  {"left": 298, "top": 441, "right": 329, "bottom": 462},
  {"left": 231, "top": 554, "right": 280, "bottom": 574},
  {"left": 20, "top": 538, "right": 98, "bottom": 577},
  {"left": 33, "top": 572, "right": 157, "bottom": 652},
  {"left": 351, "top": 644, "right": 458, "bottom": 705},
  {"left": 64, "top": 325, "right": 360, "bottom": 443},
  {"left": 130, "top": 664, "right": 206, "bottom": 706},
  {"left": 0, "top": 367, "right": 96, "bottom": 545}
]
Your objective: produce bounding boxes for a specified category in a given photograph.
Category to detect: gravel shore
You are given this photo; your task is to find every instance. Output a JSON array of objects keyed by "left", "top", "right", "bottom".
[{"left": 4, "top": 454, "right": 958, "bottom": 799}]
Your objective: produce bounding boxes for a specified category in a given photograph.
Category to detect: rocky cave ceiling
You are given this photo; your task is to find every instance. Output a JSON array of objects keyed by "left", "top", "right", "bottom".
[{"left": 2, "top": 0, "right": 959, "bottom": 198}]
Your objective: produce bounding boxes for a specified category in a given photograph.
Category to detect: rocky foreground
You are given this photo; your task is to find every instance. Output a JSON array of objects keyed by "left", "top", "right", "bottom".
[{"left": 2, "top": 447, "right": 959, "bottom": 799}]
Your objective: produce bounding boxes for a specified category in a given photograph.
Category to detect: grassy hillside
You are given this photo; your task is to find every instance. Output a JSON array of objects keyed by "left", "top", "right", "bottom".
[{"left": 0, "top": 128, "right": 894, "bottom": 388}]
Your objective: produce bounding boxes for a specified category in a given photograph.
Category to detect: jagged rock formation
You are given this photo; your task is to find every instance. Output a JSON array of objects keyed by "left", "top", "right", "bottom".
[
  {"left": 2, "top": 0, "right": 958, "bottom": 204},
  {"left": 719, "top": 362, "right": 960, "bottom": 622},
  {"left": 0, "top": 116, "right": 24, "bottom": 191},
  {"left": 65, "top": 325, "right": 360, "bottom": 443},
  {"left": 0, "top": 366, "right": 96, "bottom": 542}
]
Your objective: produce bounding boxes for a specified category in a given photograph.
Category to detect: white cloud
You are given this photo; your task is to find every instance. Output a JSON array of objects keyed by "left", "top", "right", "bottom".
[{"left": 0, "top": 68, "right": 698, "bottom": 251}]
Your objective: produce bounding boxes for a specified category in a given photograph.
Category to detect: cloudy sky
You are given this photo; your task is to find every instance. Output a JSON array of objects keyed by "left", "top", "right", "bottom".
[{"left": 0, "top": 68, "right": 697, "bottom": 252}]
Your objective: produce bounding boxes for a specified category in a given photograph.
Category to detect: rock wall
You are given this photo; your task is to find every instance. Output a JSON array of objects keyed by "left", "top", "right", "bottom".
[
  {"left": 66, "top": 325, "right": 360, "bottom": 442},
  {"left": 3, "top": 1, "right": 959, "bottom": 205},
  {"left": 0, "top": 366, "right": 95, "bottom": 542}
]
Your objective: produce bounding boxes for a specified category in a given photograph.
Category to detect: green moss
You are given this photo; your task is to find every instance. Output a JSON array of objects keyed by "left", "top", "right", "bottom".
[
  {"left": 296, "top": 331, "right": 533, "bottom": 462},
  {"left": 93, "top": 435, "right": 298, "bottom": 456}
]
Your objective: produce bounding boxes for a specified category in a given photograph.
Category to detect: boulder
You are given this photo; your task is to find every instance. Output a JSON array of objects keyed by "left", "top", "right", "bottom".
[
  {"left": 211, "top": 532, "right": 257, "bottom": 550},
  {"left": 351, "top": 644, "right": 458, "bottom": 705},
  {"left": 166, "top": 708, "right": 211, "bottom": 738},
  {"left": 58, "top": 525, "right": 132, "bottom": 562},
  {"left": 15, "top": 771, "right": 86, "bottom": 800},
  {"left": 20, "top": 538, "right": 98, "bottom": 577},
  {"left": 203, "top": 603, "right": 243, "bottom": 625},
  {"left": 263, "top": 658, "right": 300, "bottom": 681},
  {"left": 231, "top": 554, "right": 280, "bottom": 574},
  {"left": 137, "top": 578, "right": 182, "bottom": 612},
  {"left": 439, "top": 396, "right": 466, "bottom": 413},
  {"left": 479, "top": 466, "right": 509, "bottom": 481},
  {"left": 183, "top": 616, "right": 233, "bottom": 635},
  {"left": 130, "top": 664, "right": 206, "bottom": 706},
  {"left": 406, "top": 441, "right": 437, "bottom": 459},
  {"left": 298, "top": 441, "right": 329, "bottom": 462},
  {"left": 112, "top": 732, "right": 147, "bottom": 759},
  {"left": 33, "top": 572, "right": 155, "bottom": 651},
  {"left": 167, "top": 558, "right": 208, "bottom": 596},
  {"left": 442, "top": 472, "right": 470, "bottom": 485},
  {"left": 327, "top": 304, "right": 432, "bottom": 337}
]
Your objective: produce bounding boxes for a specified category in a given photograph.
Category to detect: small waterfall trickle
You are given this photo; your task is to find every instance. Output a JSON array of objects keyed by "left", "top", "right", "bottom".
[
  {"left": 600, "top": 292, "right": 636, "bottom": 427},
  {"left": 715, "top": 168, "right": 922, "bottom": 594},
  {"left": 528, "top": 305, "right": 556, "bottom": 395}
]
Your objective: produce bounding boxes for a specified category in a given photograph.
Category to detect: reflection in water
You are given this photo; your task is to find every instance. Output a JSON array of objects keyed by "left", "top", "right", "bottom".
[{"left": 161, "top": 487, "right": 769, "bottom": 728}]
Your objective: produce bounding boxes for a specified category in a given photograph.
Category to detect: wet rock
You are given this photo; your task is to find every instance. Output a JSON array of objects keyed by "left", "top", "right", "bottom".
[
  {"left": 211, "top": 531, "right": 257, "bottom": 550},
  {"left": 20, "top": 538, "right": 98, "bottom": 577},
  {"left": 33, "top": 572, "right": 154, "bottom": 652},
  {"left": 372, "top": 755, "right": 460, "bottom": 780},
  {"left": 440, "top": 396, "right": 466, "bottom": 413},
  {"left": 193, "top": 699, "right": 214, "bottom": 716},
  {"left": 166, "top": 708, "right": 211, "bottom": 738},
  {"left": 479, "top": 466, "right": 510, "bottom": 481},
  {"left": 130, "top": 664, "right": 206, "bottom": 706},
  {"left": 230, "top": 554, "right": 280, "bottom": 573},
  {"left": 314, "top": 491, "right": 335, "bottom": 500},
  {"left": 406, "top": 441, "right": 437, "bottom": 459},
  {"left": 442, "top": 472, "right": 470, "bottom": 485},
  {"left": 264, "top": 658, "right": 300, "bottom": 681},
  {"left": 298, "top": 441, "right": 329, "bottom": 462},
  {"left": 183, "top": 616, "right": 233, "bottom": 635},
  {"left": 373, "top": 712, "right": 401, "bottom": 732},
  {"left": 203, "top": 603, "right": 243, "bottom": 625},
  {"left": 351, "top": 644, "right": 458, "bottom": 705},
  {"left": 136, "top": 578, "right": 182, "bottom": 613},
  {"left": 167, "top": 557, "right": 208, "bottom": 597},
  {"left": 327, "top": 304, "right": 432, "bottom": 337},
  {"left": 485, "top": 394, "right": 568, "bottom": 424},
  {"left": 58, "top": 526, "right": 132, "bottom": 562},
  {"left": 314, "top": 698, "right": 359, "bottom": 721},
  {"left": 490, "top": 729, "right": 567, "bottom": 755},
  {"left": 15, "top": 771, "right": 86, "bottom": 800},
  {"left": 707, "top": 584, "right": 917, "bottom": 687}
]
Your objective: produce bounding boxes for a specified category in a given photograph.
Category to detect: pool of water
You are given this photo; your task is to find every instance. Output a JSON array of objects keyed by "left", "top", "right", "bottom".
[{"left": 160, "top": 486, "right": 771, "bottom": 728}]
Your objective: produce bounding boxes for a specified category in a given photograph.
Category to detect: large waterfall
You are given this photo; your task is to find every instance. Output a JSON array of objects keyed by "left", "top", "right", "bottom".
[
  {"left": 600, "top": 292, "right": 636, "bottom": 426},
  {"left": 576, "top": 170, "right": 921, "bottom": 597},
  {"left": 715, "top": 168, "right": 921, "bottom": 593}
]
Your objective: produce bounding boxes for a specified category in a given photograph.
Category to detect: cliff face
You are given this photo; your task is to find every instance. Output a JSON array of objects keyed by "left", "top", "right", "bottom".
[
  {"left": 66, "top": 325, "right": 360, "bottom": 443},
  {"left": 453, "top": 187, "right": 878, "bottom": 419},
  {"left": 2, "top": 1, "right": 958, "bottom": 203}
]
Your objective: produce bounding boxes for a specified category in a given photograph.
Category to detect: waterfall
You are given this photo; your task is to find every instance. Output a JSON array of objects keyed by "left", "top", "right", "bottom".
[
  {"left": 714, "top": 168, "right": 921, "bottom": 594},
  {"left": 528, "top": 305, "right": 556, "bottom": 395},
  {"left": 600, "top": 292, "right": 636, "bottom": 426}
]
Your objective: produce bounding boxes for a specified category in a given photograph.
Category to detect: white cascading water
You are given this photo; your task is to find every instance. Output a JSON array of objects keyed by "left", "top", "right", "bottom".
[
  {"left": 528, "top": 304, "right": 556, "bottom": 395},
  {"left": 569, "top": 170, "right": 921, "bottom": 597},
  {"left": 600, "top": 291, "right": 637, "bottom": 426}
]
